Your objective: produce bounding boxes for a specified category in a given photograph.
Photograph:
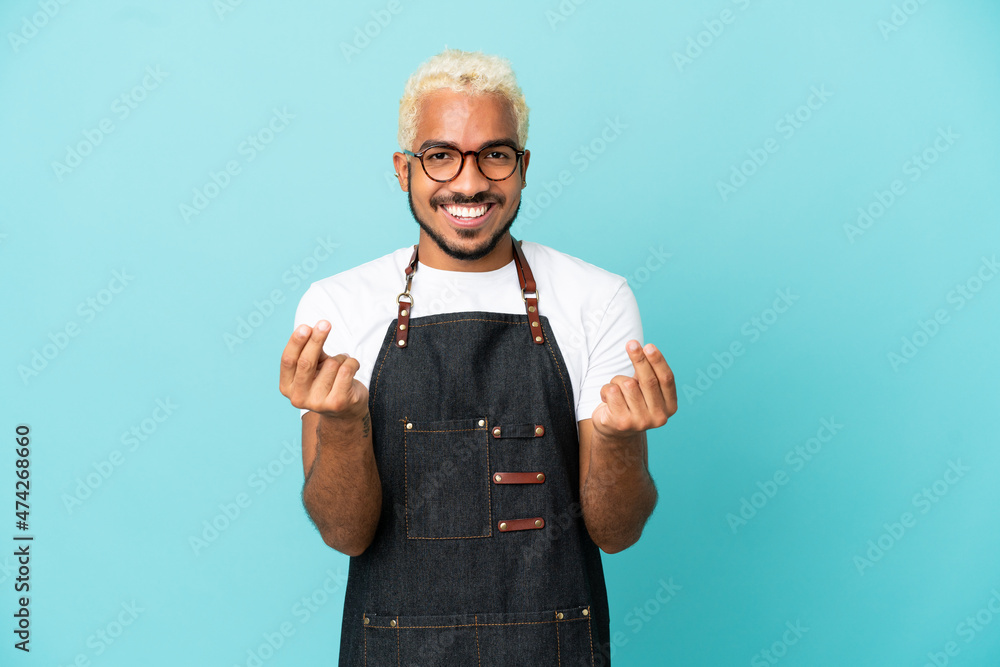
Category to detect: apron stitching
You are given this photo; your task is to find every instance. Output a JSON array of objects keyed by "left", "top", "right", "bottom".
[
  {"left": 542, "top": 332, "right": 575, "bottom": 417},
  {"left": 366, "top": 617, "right": 590, "bottom": 629},
  {"left": 407, "top": 317, "right": 523, "bottom": 327},
  {"left": 587, "top": 610, "right": 594, "bottom": 667},
  {"left": 485, "top": 420, "right": 493, "bottom": 537},
  {"left": 371, "top": 325, "right": 396, "bottom": 402},
  {"left": 407, "top": 534, "right": 491, "bottom": 540},
  {"left": 555, "top": 615, "right": 562, "bottom": 666},
  {"left": 403, "top": 424, "right": 410, "bottom": 537},
  {"left": 395, "top": 615, "right": 400, "bottom": 666},
  {"left": 363, "top": 616, "right": 367, "bottom": 667},
  {"left": 475, "top": 614, "right": 482, "bottom": 667},
  {"left": 407, "top": 428, "right": 484, "bottom": 433}
]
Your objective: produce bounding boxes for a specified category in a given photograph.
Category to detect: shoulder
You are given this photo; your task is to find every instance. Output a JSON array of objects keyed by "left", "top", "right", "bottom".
[{"left": 519, "top": 240, "right": 628, "bottom": 293}]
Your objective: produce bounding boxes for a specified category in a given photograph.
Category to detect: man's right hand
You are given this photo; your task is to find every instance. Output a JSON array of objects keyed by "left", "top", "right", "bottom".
[{"left": 279, "top": 320, "right": 369, "bottom": 421}]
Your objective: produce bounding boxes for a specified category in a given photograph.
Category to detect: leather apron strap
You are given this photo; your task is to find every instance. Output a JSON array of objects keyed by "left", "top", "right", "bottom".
[{"left": 394, "top": 235, "right": 544, "bottom": 347}]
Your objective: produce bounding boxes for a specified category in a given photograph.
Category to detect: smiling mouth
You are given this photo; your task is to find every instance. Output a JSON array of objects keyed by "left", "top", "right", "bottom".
[{"left": 439, "top": 202, "right": 496, "bottom": 227}]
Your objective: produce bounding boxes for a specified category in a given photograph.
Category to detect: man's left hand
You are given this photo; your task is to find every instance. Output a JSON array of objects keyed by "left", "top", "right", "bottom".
[{"left": 591, "top": 340, "right": 677, "bottom": 440}]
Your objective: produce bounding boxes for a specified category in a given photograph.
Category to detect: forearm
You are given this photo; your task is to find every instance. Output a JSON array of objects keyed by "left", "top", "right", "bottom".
[
  {"left": 302, "top": 413, "right": 382, "bottom": 556},
  {"left": 580, "top": 430, "right": 657, "bottom": 553}
]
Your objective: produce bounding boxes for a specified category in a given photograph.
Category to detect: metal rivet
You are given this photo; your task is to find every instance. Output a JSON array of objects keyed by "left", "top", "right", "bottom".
[
  {"left": 492, "top": 427, "right": 501, "bottom": 437},
  {"left": 399, "top": 324, "right": 406, "bottom": 330},
  {"left": 401, "top": 309, "right": 408, "bottom": 317},
  {"left": 534, "top": 519, "right": 542, "bottom": 527},
  {"left": 398, "top": 339, "right": 405, "bottom": 346},
  {"left": 499, "top": 522, "right": 508, "bottom": 531},
  {"left": 478, "top": 419, "right": 485, "bottom": 427},
  {"left": 535, "top": 426, "right": 544, "bottom": 436},
  {"left": 531, "top": 321, "right": 538, "bottom": 327},
  {"left": 528, "top": 306, "right": 536, "bottom": 312},
  {"left": 582, "top": 609, "right": 589, "bottom": 617},
  {"left": 363, "top": 616, "right": 370, "bottom": 624},
  {"left": 536, "top": 473, "right": 545, "bottom": 482},
  {"left": 390, "top": 619, "right": 397, "bottom": 628},
  {"left": 534, "top": 336, "right": 542, "bottom": 342},
  {"left": 556, "top": 612, "right": 564, "bottom": 620},
  {"left": 494, "top": 474, "right": 502, "bottom": 483},
  {"left": 406, "top": 422, "right": 413, "bottom": 429}
]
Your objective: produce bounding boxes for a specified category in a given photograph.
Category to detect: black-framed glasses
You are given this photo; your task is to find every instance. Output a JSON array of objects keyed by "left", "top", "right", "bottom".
[{"left": 403, "top": 143, "right": 525, "bottom": 182}]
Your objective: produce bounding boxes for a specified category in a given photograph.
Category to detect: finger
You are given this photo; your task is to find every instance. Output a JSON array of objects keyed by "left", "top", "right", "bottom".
[
  {"left": 329, "top": 355, "right": 362, "bottom": 407},
  {"left": 610, "top": 375, "right": 646, "bottom": 423},
  {"left": 309, "top": 354, "right": 345, "bottom": 406},
  {"left": 599, "top": 382, "right": 629, "bottom": 429},
  {"left": 642, "top": 343, "right": 678, "bottom": 418},
  {"left": 625, "top": 340, "right": 663, "bottom": 414},
  {"left": 290, "top": 321, "right": 333, "bottom": 395},
  {"left": 279, "top": 324, "right": 314, "bottom": 394}
]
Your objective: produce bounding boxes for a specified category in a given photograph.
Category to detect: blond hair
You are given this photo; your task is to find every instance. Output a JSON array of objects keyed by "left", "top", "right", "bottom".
[{"left": 398, "top": 49, "right": 529, "bottom": 151}]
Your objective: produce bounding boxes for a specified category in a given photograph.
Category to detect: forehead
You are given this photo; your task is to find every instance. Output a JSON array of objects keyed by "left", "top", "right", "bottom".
[{"left": 414, "top": 89, "right": 517, "bottom": 147}]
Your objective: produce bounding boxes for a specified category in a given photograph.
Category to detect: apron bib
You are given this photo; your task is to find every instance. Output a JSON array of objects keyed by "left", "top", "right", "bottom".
[{"left": 338, "top": 237, "right": 610, "bottom": 666}]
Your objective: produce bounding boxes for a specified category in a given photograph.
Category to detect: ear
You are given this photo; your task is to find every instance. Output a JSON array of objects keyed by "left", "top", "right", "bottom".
[
  {"left": 520, "top": 149, "right": 530, "bottom": 188},
  {"left": 392, "top": 152, "right": 410, "bottom": 191}
]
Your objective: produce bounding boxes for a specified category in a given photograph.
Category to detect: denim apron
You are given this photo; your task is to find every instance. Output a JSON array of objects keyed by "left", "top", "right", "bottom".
[{"left": 338, "top": 237, "right": 610, "bottom": 666}]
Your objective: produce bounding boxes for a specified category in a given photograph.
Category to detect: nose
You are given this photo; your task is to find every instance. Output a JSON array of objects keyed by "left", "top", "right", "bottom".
[{"left": 447, "top": 152, "right": 491, "bottom": 197}]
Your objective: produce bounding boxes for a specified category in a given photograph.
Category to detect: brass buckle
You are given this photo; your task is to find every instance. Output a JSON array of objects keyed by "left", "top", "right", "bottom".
[{"left": 520, "top": 287, "right": 538, "bottom": 304}]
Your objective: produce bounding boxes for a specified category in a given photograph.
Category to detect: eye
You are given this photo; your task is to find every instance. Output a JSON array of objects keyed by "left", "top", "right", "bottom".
[{"left": 425, "top": 150, "right": 455, "bottom": 162}]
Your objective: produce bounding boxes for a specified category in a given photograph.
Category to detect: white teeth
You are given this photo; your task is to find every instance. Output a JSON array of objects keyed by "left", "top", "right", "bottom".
[{"left": 444, "top": 204, "right": 489, "bottom": 219}]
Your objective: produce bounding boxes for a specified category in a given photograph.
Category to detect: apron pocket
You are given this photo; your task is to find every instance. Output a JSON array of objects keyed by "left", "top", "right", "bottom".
[
  {"left": 362, "top": 606, "right": 595, "bottom": 666},
  {"left": 403, "top": 416, "right": 492, "bottom": 539}
]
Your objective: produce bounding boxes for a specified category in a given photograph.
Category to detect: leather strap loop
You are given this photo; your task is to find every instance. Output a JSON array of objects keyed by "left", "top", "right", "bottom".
[
  {"left": 394, "top": 244, "right": 419, "bottom": 347},
  {"left": 492, "top": 471, "right": 546, "bottom": 484},
  {"left": 497, "top": 517, "right": 545, "bottom": 532},
  {"left": 512, "top": 237, "right": 544, "bottom": 345}
]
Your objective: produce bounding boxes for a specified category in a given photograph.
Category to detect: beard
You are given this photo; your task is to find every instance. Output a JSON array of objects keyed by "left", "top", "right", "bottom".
[{"left": 406, "top": 170, "right": 522, "bottom": 262}]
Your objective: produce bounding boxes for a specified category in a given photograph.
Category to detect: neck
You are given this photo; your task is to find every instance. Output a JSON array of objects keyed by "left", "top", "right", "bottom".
[{"left": 416, "top": 231, "right": 515, "bottom": 272}]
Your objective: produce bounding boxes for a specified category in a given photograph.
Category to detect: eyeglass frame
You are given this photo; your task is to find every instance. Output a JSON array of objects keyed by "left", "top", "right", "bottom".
[{"left": 402, "top": 141, "right": 526, "bottom": 183}]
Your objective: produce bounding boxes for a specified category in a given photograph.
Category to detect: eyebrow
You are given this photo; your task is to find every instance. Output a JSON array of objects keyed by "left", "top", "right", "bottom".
[{"left": 417, "top": 138, "right": 519, "bottom": 152}]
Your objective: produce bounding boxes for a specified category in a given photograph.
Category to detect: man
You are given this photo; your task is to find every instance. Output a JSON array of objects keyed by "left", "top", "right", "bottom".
[{"left": 279, "top": 49, "right": 677, "bottom": 666}]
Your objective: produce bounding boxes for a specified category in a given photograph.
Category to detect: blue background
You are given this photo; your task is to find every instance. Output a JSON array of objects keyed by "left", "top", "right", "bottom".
[{"left": 2, "top": 0, "right": 999, "bottom": 665}]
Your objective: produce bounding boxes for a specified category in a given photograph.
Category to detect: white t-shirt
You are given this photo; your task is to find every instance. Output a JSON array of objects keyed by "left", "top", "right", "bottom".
[{"left": 292, "top": 240, "right": 643, "bottom": 423}]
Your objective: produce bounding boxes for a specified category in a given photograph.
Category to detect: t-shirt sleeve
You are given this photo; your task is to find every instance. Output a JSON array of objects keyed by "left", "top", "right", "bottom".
[
  {"left": 576, "top": 280, "right": 645, "bottom": 421},
  {"left": 291, "top": 284, "right": 349, "bottom": 420}
]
